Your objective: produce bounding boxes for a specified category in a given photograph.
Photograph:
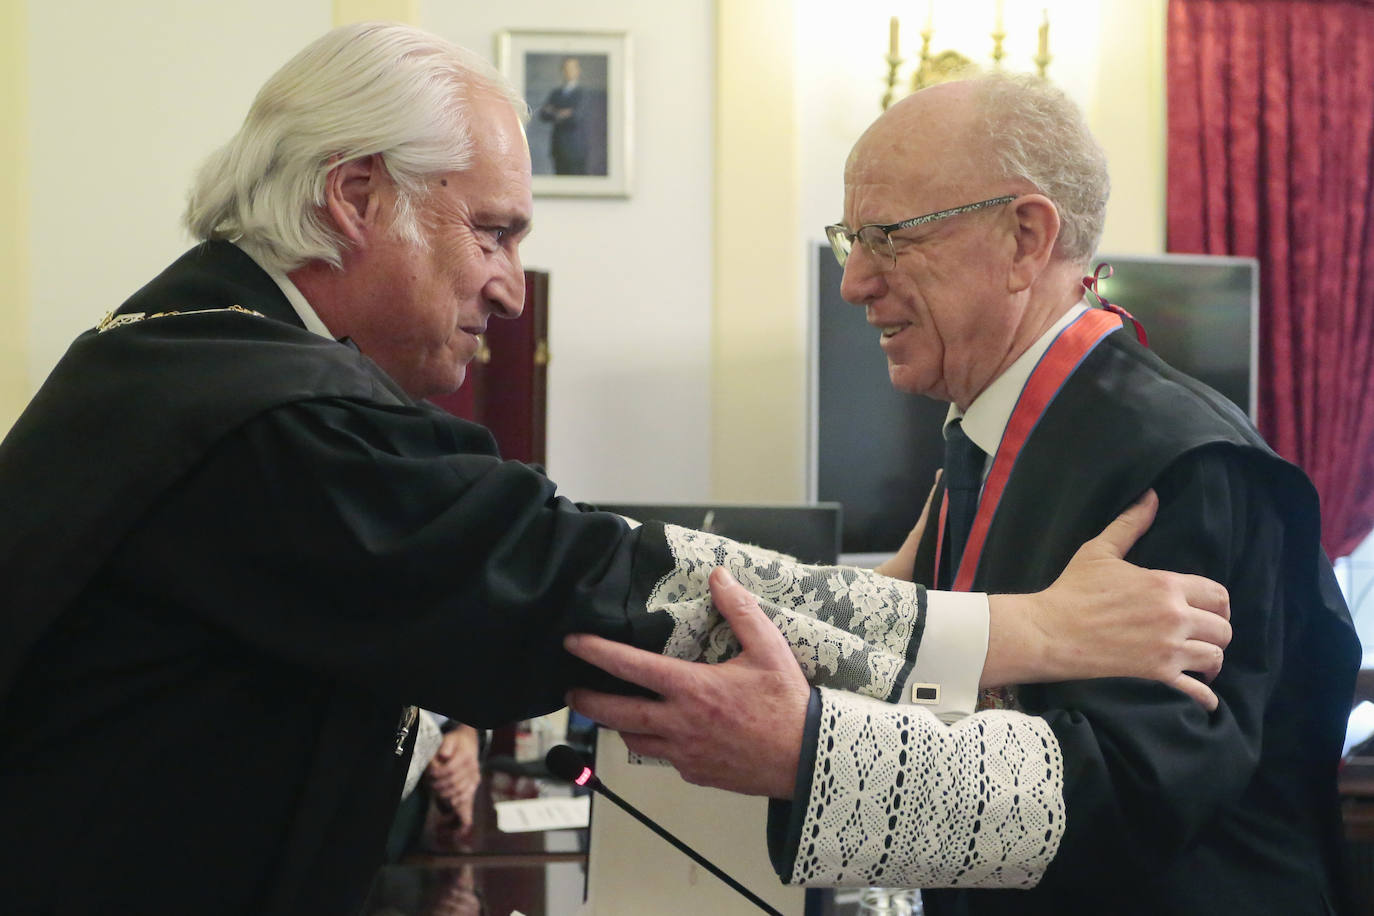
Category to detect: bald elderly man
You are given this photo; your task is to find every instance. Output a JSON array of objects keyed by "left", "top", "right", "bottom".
[{"left": 569, "top": 74, "right": 1359, "bottom": 915}]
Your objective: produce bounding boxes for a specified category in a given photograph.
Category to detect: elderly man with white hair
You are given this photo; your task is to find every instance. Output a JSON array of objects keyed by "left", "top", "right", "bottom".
[{"left": 0, "top": 25, "right": 1236, "bottom": 915}]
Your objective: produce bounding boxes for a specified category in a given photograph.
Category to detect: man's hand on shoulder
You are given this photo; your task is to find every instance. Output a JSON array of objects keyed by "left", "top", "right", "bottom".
[{"left": 982, "top": 489, "right": 1233, "bottom": 710}]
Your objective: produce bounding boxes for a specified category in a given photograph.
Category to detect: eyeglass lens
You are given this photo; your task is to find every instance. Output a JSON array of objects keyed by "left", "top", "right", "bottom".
[
  {"left": 826, "top": 226, "right": 852, "bottom": 265},
  {"left": 827, "top": 226, "right": 893, "bottom": 268},
  {"left": 857, "top": 226, "right": 894, "bottom": 264}
]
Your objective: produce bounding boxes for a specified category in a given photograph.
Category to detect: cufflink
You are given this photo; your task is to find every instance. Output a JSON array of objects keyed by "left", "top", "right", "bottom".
[{"left": 910, "top": 683, "right": 941, "bottom": 705}]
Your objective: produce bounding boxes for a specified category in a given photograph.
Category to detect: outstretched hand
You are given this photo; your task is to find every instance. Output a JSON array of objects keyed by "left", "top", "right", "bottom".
[
  {"left": 564, "top": 567, "right": 812, "bottom": 799},
  {"left": 983, "top": 489, "right": 1233, "bottom": 710}
]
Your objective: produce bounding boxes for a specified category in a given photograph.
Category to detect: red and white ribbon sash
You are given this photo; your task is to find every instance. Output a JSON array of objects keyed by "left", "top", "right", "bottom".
[{"left": 934, "top": 308, "right": 1124, "bottom": 591}]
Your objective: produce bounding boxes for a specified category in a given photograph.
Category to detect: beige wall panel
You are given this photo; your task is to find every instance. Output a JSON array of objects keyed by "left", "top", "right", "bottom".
[
  {"left": 713, "top": 0, "right": 805, "bottom": 501},
  {"left": 334, "top": 0, "right": 417, "bottom": 25},
  {"left": 1093, "top": 0, "right": 1167, "bottom": 255},
  {"left": 25, "top": 1, "right": 332, "bottom": 392},
  {"left": 1, "top": 0, "right": 28, "bottom": 434}
]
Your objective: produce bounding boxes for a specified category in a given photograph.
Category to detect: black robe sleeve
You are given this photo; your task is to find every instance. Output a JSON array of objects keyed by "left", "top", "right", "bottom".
[
  {"left": 1028, "top": 447, "right": 1299, "bottom": 891},
  {"left": 106, "top": 396, "right": 673, "bottom": 726}
]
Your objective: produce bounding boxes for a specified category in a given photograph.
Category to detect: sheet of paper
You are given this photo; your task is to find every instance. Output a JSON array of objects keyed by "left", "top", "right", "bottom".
[
  {"left": 1346, "top": 700, "right": 1374, "bottom": 757},
  {"left": 494, "top": 795, "right": 591, "bottom": 833}
]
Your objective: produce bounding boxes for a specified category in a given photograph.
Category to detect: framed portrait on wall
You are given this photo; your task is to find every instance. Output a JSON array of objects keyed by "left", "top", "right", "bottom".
[{"left": 496, "top": 30, "right": 632, "bottom": 198}]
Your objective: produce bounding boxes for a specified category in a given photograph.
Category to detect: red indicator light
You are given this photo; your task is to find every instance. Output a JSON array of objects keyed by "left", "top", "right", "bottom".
[{"left": 574, "top": 767, "right": 593, "bottom": 787}]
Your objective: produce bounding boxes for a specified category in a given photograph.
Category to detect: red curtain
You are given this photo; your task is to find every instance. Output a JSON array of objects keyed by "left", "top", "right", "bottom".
[{"left": 1168, "top": 0, "right": 1374, "bottom": 557}]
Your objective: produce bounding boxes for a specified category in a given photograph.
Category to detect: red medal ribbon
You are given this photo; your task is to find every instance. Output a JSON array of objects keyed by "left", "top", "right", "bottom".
[
  {"left": 1083, "top": 262, "right": 1149, "bottom": 347},
  {"left": 935, "top": 308, "right": 1125, "bottom": 591}
]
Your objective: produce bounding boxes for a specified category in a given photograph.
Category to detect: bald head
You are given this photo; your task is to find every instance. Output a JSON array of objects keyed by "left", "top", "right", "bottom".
[
  {"left": 848, "top": 74, "right": 1108, "bottom": 269},
  {"left": 847, "top": 81, "right": 992, "bottom": 203}
]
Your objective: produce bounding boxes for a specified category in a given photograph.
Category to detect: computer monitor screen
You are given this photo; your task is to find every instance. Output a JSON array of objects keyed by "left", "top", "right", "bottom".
[
  {"left": 1090, "top": 253, "right": 1259, "bottom": 417},
  {"left": 591, "top": 501, "right": 842, "bottom": 566}
]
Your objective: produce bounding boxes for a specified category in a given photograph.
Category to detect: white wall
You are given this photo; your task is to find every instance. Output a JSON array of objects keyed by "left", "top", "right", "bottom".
[
  {"left": 2, "top": 0, "right": 29, "bottom": 432},
  {"left": 25, "top": 0, "right": 333, "bottom": 389},
  {"left": 423, "top": 0, "right": 715, "bottom": 504}
]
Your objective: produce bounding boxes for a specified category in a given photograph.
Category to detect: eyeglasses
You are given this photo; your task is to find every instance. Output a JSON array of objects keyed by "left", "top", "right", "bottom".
[{"left": 824, "top": 195, "right": 1017, "bottom": 269}]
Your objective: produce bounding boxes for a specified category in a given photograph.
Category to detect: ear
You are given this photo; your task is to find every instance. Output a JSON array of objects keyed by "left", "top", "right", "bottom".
[
  {"left": 1006, "top": 194, "right": 1061, "bottom": 293},
  {"left": 322, "top": 154, "right": 388, "bottom": 247}
]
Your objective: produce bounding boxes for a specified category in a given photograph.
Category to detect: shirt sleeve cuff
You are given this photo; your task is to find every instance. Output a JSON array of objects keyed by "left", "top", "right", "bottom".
[
  {"left": 900, "top": 590, "right": 989, "bottom": 721},
  {"left": 766, "top": 686, "right": 822, "bottom": 880}
]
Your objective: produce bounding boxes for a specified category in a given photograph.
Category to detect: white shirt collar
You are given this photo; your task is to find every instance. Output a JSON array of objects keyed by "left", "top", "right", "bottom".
[
  {"left": 233, "top": 242, "right": 334, "bottom": 340},
  {"left": 944, "top": 302, "right": 1090, "bottom": 458}
]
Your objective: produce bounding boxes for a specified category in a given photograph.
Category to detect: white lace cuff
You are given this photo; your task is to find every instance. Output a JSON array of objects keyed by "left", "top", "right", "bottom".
[
  {"left": 787, "top": 688, "right": 1065, "bottom": 889},
  {"left": 648, "top": 524, "right": 927, "bottom": 701}
]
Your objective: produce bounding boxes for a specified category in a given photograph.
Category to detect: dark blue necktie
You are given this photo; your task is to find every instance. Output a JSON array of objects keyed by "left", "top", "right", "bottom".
[{"left": 943, "top": 420, "right": 985, "bottom": 584}]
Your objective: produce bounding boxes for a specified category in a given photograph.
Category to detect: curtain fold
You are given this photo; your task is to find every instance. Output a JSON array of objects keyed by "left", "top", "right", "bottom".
[{"left": 1167, "top": 0, "right": 1374, "bottom": 557}]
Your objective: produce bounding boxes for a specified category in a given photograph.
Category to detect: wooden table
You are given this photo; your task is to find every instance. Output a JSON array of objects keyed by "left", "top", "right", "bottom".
[{"left": 361, "top": 768, "right": 589, "bottom": 916}]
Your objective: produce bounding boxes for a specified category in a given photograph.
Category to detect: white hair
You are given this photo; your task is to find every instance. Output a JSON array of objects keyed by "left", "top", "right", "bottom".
[
  {"left": 184, "top": 21, "right": 528, "bottom": 273},
  {"left": 972, "top": 72, "right": 1110, "bottom": 267}
]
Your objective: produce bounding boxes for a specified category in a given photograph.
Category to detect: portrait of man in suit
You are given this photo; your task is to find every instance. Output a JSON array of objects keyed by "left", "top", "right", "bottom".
[{"left": 525, "top": 52, "right": 609, "bottom": 177}]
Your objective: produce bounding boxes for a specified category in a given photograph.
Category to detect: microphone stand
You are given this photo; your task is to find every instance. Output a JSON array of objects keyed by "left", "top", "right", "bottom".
[{"left": 545, "top": 745, "right": 785, "bottom": 916}]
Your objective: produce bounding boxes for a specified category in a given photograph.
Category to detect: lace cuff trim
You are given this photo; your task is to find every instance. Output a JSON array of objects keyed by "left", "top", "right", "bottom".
[
  {"left": 788, "top": 688, "right": 1064, "bottom": 889},
  {"left": 648, "top": 524, "right": 926, "bottom": 701}
]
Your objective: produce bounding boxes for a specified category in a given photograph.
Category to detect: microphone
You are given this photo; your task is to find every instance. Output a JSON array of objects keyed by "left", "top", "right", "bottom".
[{"left": 544, "top": 745, "right": 785, "bottom": 916}]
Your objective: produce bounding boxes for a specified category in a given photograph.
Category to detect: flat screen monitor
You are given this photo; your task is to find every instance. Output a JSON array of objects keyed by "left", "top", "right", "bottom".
[
  {"left": 807, "top": 247, "right": 1259, "bottom": 558},
  {"left": 1090, "top": 253, "right": 1259, "bottom": 417},
  {"left": 591, "top": 501, "right": 842, "bottom": 566}
]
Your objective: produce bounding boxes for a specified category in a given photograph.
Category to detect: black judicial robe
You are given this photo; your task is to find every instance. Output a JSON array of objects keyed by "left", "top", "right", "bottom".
[
  {"left": 0, "top": 242, "right": 683, "bottom": 914},
  {"left": 913, "top": 326, "right": 1360, "bottom": 914}
]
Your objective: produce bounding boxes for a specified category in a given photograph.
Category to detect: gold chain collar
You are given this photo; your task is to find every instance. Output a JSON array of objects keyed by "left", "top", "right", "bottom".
[{"left": 96, "top": 304, "right": 266, "bottom": 333}]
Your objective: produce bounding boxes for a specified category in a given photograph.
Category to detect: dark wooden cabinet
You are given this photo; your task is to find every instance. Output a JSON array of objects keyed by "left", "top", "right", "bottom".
[{"left": 430, "top": 270, "right": 549, "bottom": 465}]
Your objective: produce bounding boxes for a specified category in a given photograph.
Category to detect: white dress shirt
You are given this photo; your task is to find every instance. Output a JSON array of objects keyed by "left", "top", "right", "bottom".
[
  {"left": 236, "top": 243, "right": 334, "bottom": 340},
  {"left": 945, "top": 303, "right": 1091, "bottom": 470}
]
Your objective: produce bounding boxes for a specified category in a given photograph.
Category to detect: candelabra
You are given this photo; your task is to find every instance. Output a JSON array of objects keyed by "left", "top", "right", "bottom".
[{"left": 883, "top": 5, "right": 1052, "bottom": 110}]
